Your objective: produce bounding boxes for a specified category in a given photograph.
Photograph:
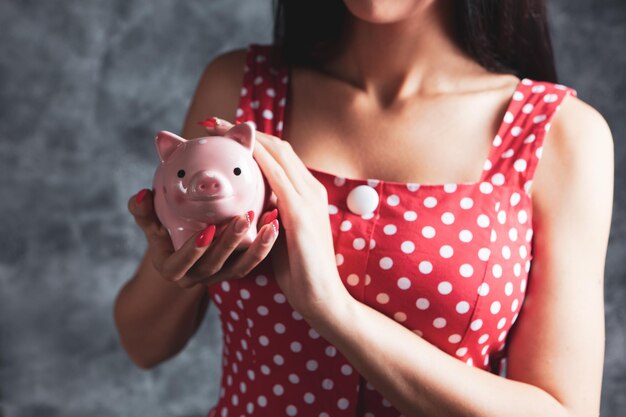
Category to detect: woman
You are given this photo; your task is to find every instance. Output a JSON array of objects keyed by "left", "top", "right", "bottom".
[{"left": 114, "top": 1, "right": 614, "bottom": 416}]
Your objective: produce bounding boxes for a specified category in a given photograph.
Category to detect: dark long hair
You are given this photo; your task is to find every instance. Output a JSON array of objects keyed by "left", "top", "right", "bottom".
[{"left": 272, "top": 0, "right": 558, "bottom": 83}]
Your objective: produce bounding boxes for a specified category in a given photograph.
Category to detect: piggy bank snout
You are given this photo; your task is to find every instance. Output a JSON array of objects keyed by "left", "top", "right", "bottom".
[{"left": 189, "top": 171, "right": 232, "bottom": 198}]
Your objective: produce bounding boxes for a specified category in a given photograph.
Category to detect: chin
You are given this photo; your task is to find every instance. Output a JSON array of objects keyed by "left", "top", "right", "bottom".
[{"left": 342, "top": 0, "right": 432, "bottom": 24}]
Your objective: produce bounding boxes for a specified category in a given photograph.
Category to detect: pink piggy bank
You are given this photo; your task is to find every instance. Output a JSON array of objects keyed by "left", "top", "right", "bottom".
[{"left": 152, "top": 121, "right": 268, "bottom": 250}]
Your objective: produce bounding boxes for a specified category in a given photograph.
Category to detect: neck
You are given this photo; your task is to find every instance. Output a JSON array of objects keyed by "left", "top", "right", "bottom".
[{"left": 322, "top": 1, "right": 486, "bottom": 108}]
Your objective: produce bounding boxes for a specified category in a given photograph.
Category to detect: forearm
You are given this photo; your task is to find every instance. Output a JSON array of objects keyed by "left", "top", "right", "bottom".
[
  {"left": 113, "top": 252, "right": 209, "bottom": 368},
  {"left": 305, "top": 298, "right": 571, "bottom": 417}
]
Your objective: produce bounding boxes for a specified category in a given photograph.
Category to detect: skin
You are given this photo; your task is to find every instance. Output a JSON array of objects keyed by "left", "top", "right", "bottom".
[{"left": 114, "top": 0, "right": 614, "bottom": 415}]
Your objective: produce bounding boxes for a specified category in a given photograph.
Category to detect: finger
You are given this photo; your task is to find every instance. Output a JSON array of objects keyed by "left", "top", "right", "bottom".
[
  {"left": 189, "top": 211, "right": 254, "bottom": 278},
  {"left": 255, "top": 133, "right": 317, "bottom": 191},
  {"left": 253, "top": 139, "right": 301, "bottom": 205},
  {"left": 128, "top": 189, "right": 164, "bottom": 239},
  {"left": 158, "top": 224, "right": 217, "bottom": 282},
  {"left": 221, "top": 218, "right": 280, "bottom": 279},
  {"left": 197, "top": 116, "right": 235, "bottom": 136}
]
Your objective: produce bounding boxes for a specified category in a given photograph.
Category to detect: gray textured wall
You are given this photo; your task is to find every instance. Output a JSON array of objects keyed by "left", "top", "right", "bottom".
[{"left": 0, "top": 1, "right": 624, "bottom": 416}]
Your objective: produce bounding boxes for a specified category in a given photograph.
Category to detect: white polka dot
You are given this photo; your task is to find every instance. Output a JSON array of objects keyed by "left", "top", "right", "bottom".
[
  {"left": 308, "top": 328, "right": 320, "bottom": 339},
  {"left": 514, "top": 261, "right": 522, "bottom": 276},
  {"left": 353, "top": 238, "right": 366, "bottom": 250},
  {"left": 404, "top": 210, "right": 418, "bottom": 221},
  {"left": 304, "top": 393, "right": 315, "bottom": 404},
  {"left": 419, "top": 261, "right": 433, "bottom": 274},
  {"left": 240, "top": 289, "right": 251, "bottom": 300},
  {"left": 286, "top": 405, "right": 297, "bottom": 416},
  {"left": 407, "top": 183, "right": 420, "bottom": 192},
  {"left": 511, "top": 298, "right": 520, "bottom": 312},
  {"left": 221, "top": 281, "right": 231, "bottom": 292},
  {"left": 367, "top": 179, "right": 380, "bottom": 187},
  {"left": 444, "top": 183, "right": 458, "bottom": 193},
  {"left": 456, "top": 347, "right": 468, "bottom": 357},
  {"left": 383, "top": 224, "right": 397, "bottom": 235},
  {"left": 498, "top": 331, "right": 508, "bottom": 342},
  {"left": 313, "top": 345, "right": 330, "bottom": 360},
  {"left": 497, "top": 317, "right": 507, "bottom": 329},
  {"left": 341, "top": 364, "right": 353, "bottom": 375},
  {"left": 290, "top": 342, "right": 302, "bottom": 352},
  {"left": 493, "top": 135, "right": 503, "bottom": 146},
  {"left": 448, "top": 334, "right": 462, "bottom": 343},
  {"left": 265, "top": 87, "right": 276, "bottom": 97},
  {"left": 504, "top": 282, "right": 514, "bottom": 296},
  {"left": 479, "top": 182, "right": 493, "bottom": 194},
  {"left": 502, "top": 245, "right": 511, "bottom": 259},
  {"left": 544, "top": 93, "right": 558, "bottom": 103},
  {"left": 257, "top": 306, "right": 269, "bottom": 316},
  {"left": 513, "top": 91, "right": 524, "bottom": 101},
  {"left": 422, "top": 226, "right": 436, "bottom": 238},
  {"left": 274, "top": 323, "right": 286, "bottom": 334},
  {"left": 274, "top": 293, "right": 287, "bottom": 303},
  {"left": 433, "top": 317, "right": 447, "bottom": 328},
  {"left": 532, "top": 85, "right": 546, "bottom": 93},
  {"left": 335, "top": 253, "right": 344, "bottom": 266},
  {"left": 504, "top": 111, "right": 514, "bottom": 123},
  {"left": 478, "top": 247, "right": 491, "bottom": 261},
  {"left": 518, "top": 210, "right": 528, "bottom": 224},
  {"left": 346, "top": 274, "right": 359, "bottom": 286},
  {"left": 328, "top": 204, "right": 338, "bottom": 215},
  {"left": 440, "top": 245, "right": 454, "bottom": 258},
  {"left": 470, "top": 319, "right": 483, "bottom": 331},
  {"left": 508, "top": 228, "right": 519, "bottom": 241},
  {"left": 274, "top": 354, "right": 285, "bottom": 365},
  {"left": 478, "top": 334, "right": 490, "bottom": 344},
  {"left": 340, "top": 220, "right": 352, "bottom": 231},
  {"left": 456, "top": 301, "right": 470, "bottom": 314},
  {"left": 246, "top": 402, "right": 254, "bottom": 413},
  {"left": 424, "top": 196, "right": 438, "bottom": 208},
  {"left": 521, "top": 279, "right": 527, "bottom": 292},
  {"left": 376, "top": 293, "right": 390, "bottom": 304},
  {"left": 401, "top": 241, "right": 415, "bottom": 254},
  {"left": 416, "top": 298, "right": 430, "bottom": 310},
  {"left": 432, "top": 211, "right": 451, "bottom": 228},
  {"left": 511, "top": 126, "right": 523, "bottom": 137},
  {"left": 492, "top": 264, "right": 503, "bottom": 278},
  {"left": 512, "top": 159, "right": 527, "bottom": 172},
  {"left": 322, "top": 378, "right": 334, "bottom": 390},
  {"left": 476, "top": 214, "right": 490, "bottom": 228},
  {"left": 338, "top": 398, "right": 350, "bottom": 410},
  {"left": 306, "top": 360, "right": 318, "bottom": 371},
  {"left": 490, "top": 301, "right": 501, "bottom": 314},
  {"left": 232, "top": 394, "right": 239, "bottom": 406},
  {"left": 387, "top": 195, "right": 400, "bottom": 206},
  {"left": 459, "top": 264, "right": 474, "bottom": 278},
  {"left": 369, "top": 239, "right": 376, "bottom": 249},
  {"left": 477, "top": 282, "right": 490, "bottom": 296},
  {"left": 438, "top": 281, "right": 452, "bottom": 295},
  {"left": 273, "top": 384, "right": 284, "bottom": 396},
  {"left": 459, "top": 229, "right": 473, "bottom": 242},
  {"left": 334, "top": 176, "right": 346, "bottom": 187},
  {"left": 379, "top": 257, "right": 393, "bottom": 270},
  {"left": 460, "top": 197, "right": 474, "bottom": 209},
  {"left": 491, "top": 173, "right": 505, "bottom": 185}
]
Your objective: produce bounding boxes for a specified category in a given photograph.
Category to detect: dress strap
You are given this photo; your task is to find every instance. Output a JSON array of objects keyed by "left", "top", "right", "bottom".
[
  {"left": 235, "top": 43, "right": 289, "bottom": 137},
  {"left": 484, "top": 78, "right": 578, "bottom": 195}
]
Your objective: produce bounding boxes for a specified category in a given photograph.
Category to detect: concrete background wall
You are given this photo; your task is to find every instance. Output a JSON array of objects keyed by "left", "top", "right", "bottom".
[{"left": 1, "top": 1, "right": 624, "bottom": 416}]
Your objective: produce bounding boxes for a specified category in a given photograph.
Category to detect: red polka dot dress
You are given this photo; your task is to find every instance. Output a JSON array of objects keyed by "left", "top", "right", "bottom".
[{"left": 205, "top": 43, "right": 578, "bottom": 417}]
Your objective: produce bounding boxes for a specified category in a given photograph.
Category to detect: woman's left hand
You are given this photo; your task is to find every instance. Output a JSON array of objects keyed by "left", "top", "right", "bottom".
[{"left": 200, "top": 117, "right": 353, "bottom": 321}]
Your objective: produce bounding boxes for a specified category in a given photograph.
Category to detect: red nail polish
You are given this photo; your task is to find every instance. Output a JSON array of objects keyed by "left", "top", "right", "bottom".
[
  {"left": 262, "top": 208, "right": 278, "bottom": 225},
  {"left": 246, "top": 210, "right": 255, "bottom": 226},
  {"left": 198, "top": 117, "right": 217, "bottom": 127},
  {"left": 196, "top": 224, "right": 216, "bottom": 247},
  {"left": 136, "top": 189, "right": 149, "bottom": 205}
]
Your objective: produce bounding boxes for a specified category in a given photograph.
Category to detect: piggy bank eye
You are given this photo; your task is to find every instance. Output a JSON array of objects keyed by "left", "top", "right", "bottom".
[
  {"left": 177, "top": 169, "right": 186, "bottom": 178},
  {"left": 233, "top": 167, "right": 242, "bottom": 176}
]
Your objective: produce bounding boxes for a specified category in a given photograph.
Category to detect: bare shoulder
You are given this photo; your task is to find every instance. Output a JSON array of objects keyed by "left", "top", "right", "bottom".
[
  {"left": 533, "top": 93, "right": 614, "bottom": 222},
  {"left": 180, "top": 47, "right": 248, "bottom": 138}
]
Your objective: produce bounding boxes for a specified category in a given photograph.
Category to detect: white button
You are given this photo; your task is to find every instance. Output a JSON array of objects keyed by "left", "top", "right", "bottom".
[{"left": 346, "top": 185, "right": 379, "bottom": 215}]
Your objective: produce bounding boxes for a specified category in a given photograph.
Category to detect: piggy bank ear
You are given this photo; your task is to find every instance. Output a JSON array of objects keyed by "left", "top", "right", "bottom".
[
  {"left": 224, "top": 121, "right": 255, "bottom": 153},
  {"left": 155, "top": 131, "right": 186, "bottom": 162}
]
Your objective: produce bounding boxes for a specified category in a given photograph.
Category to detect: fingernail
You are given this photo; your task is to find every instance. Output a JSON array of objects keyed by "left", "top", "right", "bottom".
[
  {"left": 135, "top": 189, "right": 149, "bottom": 205},
  {"left": 196, "top": 224, "right": 216, "bottom": 247},
  {"left": 262, "top": 208, "right": 278, "bottom": 225},
  {"left": 197, "top": 117, "right": 218, "bottom": 127},
  {"left": 262, "top": 219, "right": 278, "bottom": 243},
  {"left": 246, "top": 210, "right": 255, "bottom": 227},
  {"left": 235, "top": 213, "right": 250, "bottom": 233}
]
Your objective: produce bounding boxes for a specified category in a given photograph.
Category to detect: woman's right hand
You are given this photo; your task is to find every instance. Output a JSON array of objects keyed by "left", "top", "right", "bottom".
[{"left": 127, "top": 188, "right": 280, "bottom": 289}]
